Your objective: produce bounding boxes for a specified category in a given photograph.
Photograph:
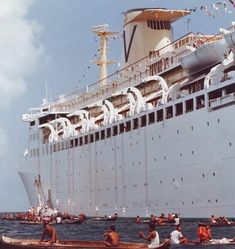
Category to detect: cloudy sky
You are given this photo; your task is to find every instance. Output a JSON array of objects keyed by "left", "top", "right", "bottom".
[{"left": 0, "top": 0, "right": 234, "bottom": 212}]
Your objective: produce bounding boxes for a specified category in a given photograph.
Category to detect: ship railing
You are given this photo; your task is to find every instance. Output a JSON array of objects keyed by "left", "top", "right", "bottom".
[
  {"left": 209, "top": 92, "right": 235, "bottom": 109},
  {"left": 50, "top": 32, "right": 223, "bottom": 112}
]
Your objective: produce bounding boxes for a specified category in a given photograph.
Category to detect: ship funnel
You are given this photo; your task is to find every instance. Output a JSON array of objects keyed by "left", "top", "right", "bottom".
[{"left": 122, "top": 8, "right": 190, "bottom": 68}]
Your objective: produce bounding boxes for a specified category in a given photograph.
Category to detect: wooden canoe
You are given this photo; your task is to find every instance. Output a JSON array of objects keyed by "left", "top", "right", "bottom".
[
  {"left": 0, "top": 236, "right": 170, "bottom": 249},
  {"left": 91, "top": 217, "right": 117, "bottom": 222},
  {"left": 199, "top": 222, "right": 235, "bottom": 227}
]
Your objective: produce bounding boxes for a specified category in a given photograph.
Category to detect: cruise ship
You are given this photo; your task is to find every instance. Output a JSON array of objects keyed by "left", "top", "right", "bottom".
[{"left": 18, "top": 8, "right": 235, "bottom": 218}]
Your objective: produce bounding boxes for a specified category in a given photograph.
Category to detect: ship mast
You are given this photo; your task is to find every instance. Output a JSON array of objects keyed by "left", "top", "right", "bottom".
[{"left": 92, "top": 24, "right": 118, "bottom": 87}]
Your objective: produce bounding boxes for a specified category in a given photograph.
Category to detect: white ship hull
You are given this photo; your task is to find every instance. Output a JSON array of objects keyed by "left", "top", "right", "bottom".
[{"left": 19, "top": 8, "right": 235, "bottom": 217}]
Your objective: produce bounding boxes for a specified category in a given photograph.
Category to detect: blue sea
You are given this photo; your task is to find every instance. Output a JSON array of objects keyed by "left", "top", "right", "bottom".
[{"left": 1, "top": 218, "right": 235, "bottom": 248}]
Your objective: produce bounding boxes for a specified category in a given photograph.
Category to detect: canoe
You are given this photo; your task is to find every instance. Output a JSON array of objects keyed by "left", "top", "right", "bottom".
[
  {"left": 91, "top": 217, "right": 117, "bottom": 221},
  {"left": 0, "top": 236, "right": 170, "bottom": 249},
  {"left": 199, "top": 222, "right": 235, "bottom": 227},
  {"left": 20, "top": 221, "right": 57, "bottom": 225},
  {"left": 64, "top": 219, "right": 82, "bottom": 224},
  {"left": 184, "top": 238, "right": 235, "bottom": 246}
]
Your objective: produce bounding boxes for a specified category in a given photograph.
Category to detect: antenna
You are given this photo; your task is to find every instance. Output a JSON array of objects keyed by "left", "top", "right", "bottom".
[{"left": 186, "top": 18, "right": 191, "bottom": 33}]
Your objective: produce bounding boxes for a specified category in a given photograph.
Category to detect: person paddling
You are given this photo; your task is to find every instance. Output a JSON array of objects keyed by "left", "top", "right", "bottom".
[
  {"left": 197, "top": 223, "right": 212, "bottom": 243},
  {"left": 169, "top": 225, "right": 187, "bottom": 245},
  {"left": 39, "top": 220, "right": 58, "bottom": 245},
  {"left": 139, "top": 223, "right": 160, "bottom": 248},
  {"left": 103, "top": 225, "right": 120, "bottom": 247}
]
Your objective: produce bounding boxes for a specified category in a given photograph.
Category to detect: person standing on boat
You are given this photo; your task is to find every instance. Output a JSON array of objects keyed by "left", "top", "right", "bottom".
[
  {"left": 139, "top": 223, "right": 160, "bottom": 248},
  {"left": 103, "top": 225, "right": 120, "bottom": 247},
  {"left": 197, "top": 223, "right": 212, "bottom": 243},
  {"left": 39, "top": 220, "right": 58, "bottom": 245},
  {"left": 169, "top": 225, "right": 187, "bottom": 245}
]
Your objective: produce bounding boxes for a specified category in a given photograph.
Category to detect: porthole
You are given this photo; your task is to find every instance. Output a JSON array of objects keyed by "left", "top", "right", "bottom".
[
  {"left": 192, "top": 150, "right": 194, "bottom": 154},
  {"left": 158, "top": 135, "right": 161, "bottom": 139},
  {"left": 213, "top": 172, "right": 215, "bottom": 176},
  {"left": 217, "top": 118, "right": 220, "bottom": 123},
  {"left": 229, "top": 142, "right": 232, "bottom": 147},
  {"left": 164, "top": 156, "right": 166, "bottom": 160},
  {"left": 177, "top": 130, "right": 179, "bottom": 134},
  {"left": 180, "top": 153, "right": 182, "bottom": 157},
  {"left": 202, "top": 174, "right": 205, "bottom": 178},
  {"left": 207, "top": 121, "right": 209, "bottom": 126},
  {"left": 191, "top": 126, "right": 193, "bottom": 130}
]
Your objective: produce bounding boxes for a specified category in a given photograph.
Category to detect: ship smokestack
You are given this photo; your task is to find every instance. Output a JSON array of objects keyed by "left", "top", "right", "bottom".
[{"left": 122, "top": 8, "right": 191, "bottom": 68}]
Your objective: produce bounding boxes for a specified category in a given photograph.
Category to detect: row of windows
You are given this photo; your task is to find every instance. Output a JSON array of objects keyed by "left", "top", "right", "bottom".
[
  {"left": 147, "top": 20, "right": 171, "bottom": 30},
  {"left": 31, "top": 94, "right": 207, "bottom": 155}
]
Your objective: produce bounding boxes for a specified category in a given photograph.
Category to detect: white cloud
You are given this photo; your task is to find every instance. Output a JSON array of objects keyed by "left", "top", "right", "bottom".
[{"left": 0, "top": 0, "right": 42, "bottom": 108}]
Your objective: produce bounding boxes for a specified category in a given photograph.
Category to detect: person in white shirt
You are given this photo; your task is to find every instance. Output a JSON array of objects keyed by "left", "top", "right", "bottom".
[
  {"left": 139, "top": 223, "right": 160, "bottom": 248},
  {"left": 170, "top": 225, "right": 187, "bottom": 245}
]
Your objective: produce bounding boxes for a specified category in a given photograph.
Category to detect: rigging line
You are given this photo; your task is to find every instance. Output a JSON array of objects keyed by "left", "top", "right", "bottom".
[
  {"left": 144, "top": 127, "right": 149, "bottom": 216},
  {"left": 114, "top": 136, "right": 118, "bottom": 210},
  {"left": 72, "top": 140, "right": 75, "bottom": 204},
  {"left": 88, "top": 142, "right": 92, "bottom": 210},
  {"left": 121, "top": 134, "right": 126, "bottom": 213}
]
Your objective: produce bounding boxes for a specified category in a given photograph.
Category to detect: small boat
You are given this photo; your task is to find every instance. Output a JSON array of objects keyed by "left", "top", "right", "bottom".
[
  {"left": 0, "top": 235, "right": 170, "bottom": 249},
  {"left": 20, "top": 220, "right": 57, "bottom": 225},
  {"left": 91, "top": 217, "right": 117, "bottom": 222},
  {"left": 64, "top": 218, "right": 82, "bottom": 224},
  {"left": 199, "top": 222, "right": 235, "bottom": 227},
  {"left": 184, "top": 238, "right": 235, "bottom": 246}
]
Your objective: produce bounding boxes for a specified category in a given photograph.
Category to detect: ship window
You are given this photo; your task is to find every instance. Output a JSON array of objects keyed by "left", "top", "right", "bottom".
[
  {"left": 166, "top": 106, "right": 173, "bottom": 119},
  {"left": 119, "top": 123, "right": 125, "bottom": 133},
  {"left": 53, "top": 144, "right": 57, "bottom": 152},
  {"left": 133, "top": 118, "right": 139, "bottom": 129},
  {"left": 148, "top": 112, "right": 155, "bottom": 124},
  {"left": 196, "top": 95, "right": 205, "bottom": 109},
  {"left": 140, "top": 115, "right": 147, "bottom": 127},
  {"left": 100, "top": 130, "right": 105, "bottom": 140},
  {"left": 185, "top": 99, "right": 194, "bottom": 113},
  {"left": 75, "top": 138, "right": 78, "bottom": 147},
  {"left": 70, "top": 140, "right": 74, "bottom": 148},
  {"left": 113, "top": 125, "right": 118, "bottom": 136},
  {"left": 175, "top": 103, "right": 183, "bottom": 116},
  {"left": 90, "top": 134, "right": 94, "bottom": 143},
  {"left": 84, "top": 135, "right": 88, "bottom": 144},
  {"left": 95, "top": 132, "right": 99, "bottom": 141},
  {"left": 79, "top": 137, "right": 83, "bottom": 146},
  {"left": 50, "top": 145, "right": 52, "bottom": 154},
  {"left": 30, "top": 121, "right": 35, "bottom": 126},
  {"left": 125, "top": 120, "right": 131, "bottom": 132},
  {"left": 157, "top": 109, "right": 163, "bottom": 122},
  {"left": 106, "top": 128, "right": 111, "bottom": 138}
]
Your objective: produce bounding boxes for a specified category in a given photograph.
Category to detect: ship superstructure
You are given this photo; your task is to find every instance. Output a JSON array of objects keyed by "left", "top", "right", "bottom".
[{"left": 19, "top": 8, "right": 235, "bottom": 217}]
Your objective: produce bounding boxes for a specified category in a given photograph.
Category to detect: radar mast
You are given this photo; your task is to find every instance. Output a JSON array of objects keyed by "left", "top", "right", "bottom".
[{"left": 92, "top": 24, "right": 118, "bottom": 87}]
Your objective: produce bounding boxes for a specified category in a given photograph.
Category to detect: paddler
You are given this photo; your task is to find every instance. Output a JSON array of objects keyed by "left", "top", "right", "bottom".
[
  {"left": 103, "top": 225, "right": 120, "bottom": 247},
  {"left": 139, "top": 222, "right": 160, "bottom": 248},
  {"left": 39, "top": 219, "right": 58, "bottom": 245},
  {"left": 197, "top": 223, "right": 212, "bottom": 243}
]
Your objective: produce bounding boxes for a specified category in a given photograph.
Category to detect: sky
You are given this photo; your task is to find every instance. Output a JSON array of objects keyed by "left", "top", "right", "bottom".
[{"left": 0, "top": 0, "right": 234, "bottom": 212}]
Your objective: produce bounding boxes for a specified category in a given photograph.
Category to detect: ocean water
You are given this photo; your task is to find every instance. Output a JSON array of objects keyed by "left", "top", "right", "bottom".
[{"left": 1, "top": 218, "right": 235, "bottom": 248}]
